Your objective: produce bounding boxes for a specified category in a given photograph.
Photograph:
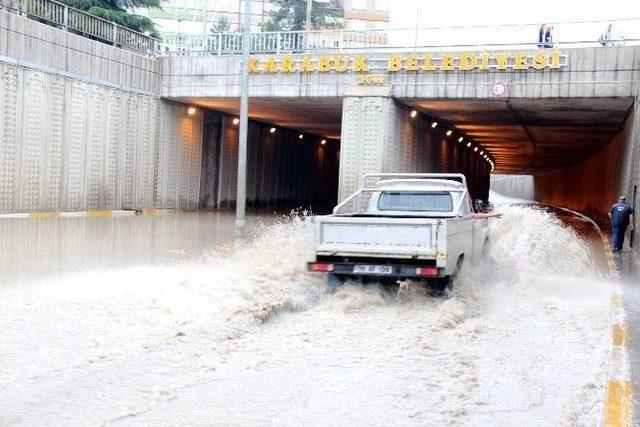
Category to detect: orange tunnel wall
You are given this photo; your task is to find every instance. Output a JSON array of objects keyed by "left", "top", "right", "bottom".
[{"left": 534, "top": 103, "right": 638, "bottom": 227}]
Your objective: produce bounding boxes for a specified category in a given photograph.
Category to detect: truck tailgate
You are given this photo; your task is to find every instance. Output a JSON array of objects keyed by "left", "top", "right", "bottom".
[{"left": 312, "top": 216, "right": 439, "bottom": 258}]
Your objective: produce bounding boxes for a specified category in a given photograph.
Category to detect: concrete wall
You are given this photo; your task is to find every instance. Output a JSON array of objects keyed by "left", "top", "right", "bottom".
[
  {"left": 338, "top": 96, "right": 425, "bottom": 200},
  {"left": 161, "top": 46, "right": 640, "bottom": 100},
  {"left": 338, "top": 94, "right": 491, "bottom": 203},
  {"left": 0, "top": 11, "right": 202, "bottom": 213},
  {"left": 155, "top": 102, "right": 203, "bottom": 210},
  {"left": 0, "top": 10, "right": 158, "bottom": 94},
  {"left": 0, "top": 59, "right": 203, "bottom": 212}
]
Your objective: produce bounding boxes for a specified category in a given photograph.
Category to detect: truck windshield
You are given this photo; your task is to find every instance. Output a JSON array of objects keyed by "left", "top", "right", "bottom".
[{"left": 377, "top": 192, "right": 454, "bottom": 212}]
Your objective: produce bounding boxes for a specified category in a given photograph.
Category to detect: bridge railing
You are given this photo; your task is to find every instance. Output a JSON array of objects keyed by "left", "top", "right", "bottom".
[
  {"left": 0, "top": 0, "right": 158, "bottom": 54},
  {"left": 161, "top": 18, "right": 640, "bottom": 55}
]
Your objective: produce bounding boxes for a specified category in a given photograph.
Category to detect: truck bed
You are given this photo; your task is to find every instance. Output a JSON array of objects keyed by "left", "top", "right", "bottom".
[{"left": 307, "top": 215, "right": 440, "bottom": 259}]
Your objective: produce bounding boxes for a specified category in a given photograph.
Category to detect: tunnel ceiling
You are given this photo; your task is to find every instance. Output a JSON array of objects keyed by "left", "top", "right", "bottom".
[
  {"left": 176, "top": 97, "right": 344, "bottom": 140},
  {"left": 403, "top": 97, "right": 634, "bottom": 174},
  {"left": 181, "top": 96, "right": 632, "bottom": 176}
]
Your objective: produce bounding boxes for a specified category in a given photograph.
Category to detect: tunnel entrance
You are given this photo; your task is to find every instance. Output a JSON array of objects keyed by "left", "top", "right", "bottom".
[
  {"left": 184, "top": 95, "right": 634, "bottom": 221},
  {"left": 190, "top": 98, "right": 343, "bottom": 213},
  {"left": 403, "top": 97, "right": 634, "bottom": 223}
]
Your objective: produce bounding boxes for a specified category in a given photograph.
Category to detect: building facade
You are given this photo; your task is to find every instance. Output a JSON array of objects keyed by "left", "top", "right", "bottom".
[{"left": 139, "top": 0, "right": 389, "bottom": 36}]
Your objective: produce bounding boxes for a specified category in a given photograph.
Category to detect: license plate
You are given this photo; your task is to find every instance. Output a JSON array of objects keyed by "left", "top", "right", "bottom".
[{"left": 352, "top": 264, "right": 393, "bottom": 275}]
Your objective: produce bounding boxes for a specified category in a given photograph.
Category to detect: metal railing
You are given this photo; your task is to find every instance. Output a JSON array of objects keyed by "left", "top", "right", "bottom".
[
  {"left": 2, "top": 0, "right": 640, "bottom": 58},
  {"left": 161, "top": 17, "right": 640, "bottom": 55},
  {"left": 0, "top": 0, "right": 158, "bottom": 54}
]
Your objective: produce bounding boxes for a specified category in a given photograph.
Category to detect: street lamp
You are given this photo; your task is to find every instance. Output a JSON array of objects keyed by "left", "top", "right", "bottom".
[{"left": 235, "top": 0, "right": 252, "bottom": 239}]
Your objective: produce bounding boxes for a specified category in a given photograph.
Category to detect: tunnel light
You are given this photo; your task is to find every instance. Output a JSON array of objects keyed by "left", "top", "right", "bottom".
[
  {"left": 466, "top": 142, "right": 471, "bottom": 148},
  {"left": 431, "top": 121, "right": 438, "bottom": 128},
  {"left": 187, "top": 107, "right": 197, "bottom": 115},
  {"left": 446, "top": 130, "right": 453, "bottom": 136},
  {"left": 410, "top": 110, "right": 418, "bottom": 118},
  {"left": 270, "top": 127, "right": 276, "bottom": 133},
  {"left": 474, "top": 147, "right": 478, "bottom": 152},
  {"left": 480, "top": 151, "right": 484, "bottom": 155},
  {"left": 321, "top": 139, "right": 327, "bottom": 145},
  {"left": 299, "top": 134, "right": 304, "bottom": 140},
  {"left": 458, "top": 137, "right": 464, "bottom": 143},
  {"left": 232, "top": 117, "right": 240, "bottom": 125}
]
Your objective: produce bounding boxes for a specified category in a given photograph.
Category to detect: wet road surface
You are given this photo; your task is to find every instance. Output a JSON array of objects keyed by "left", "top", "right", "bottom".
[{"left": 0, "top": 208, "right": 616, "bottom": 425}]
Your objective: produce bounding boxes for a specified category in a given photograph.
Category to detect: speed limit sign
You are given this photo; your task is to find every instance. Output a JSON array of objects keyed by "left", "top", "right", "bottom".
[{"left": 491, "top": 82, "right": 508, "bottom": 97}]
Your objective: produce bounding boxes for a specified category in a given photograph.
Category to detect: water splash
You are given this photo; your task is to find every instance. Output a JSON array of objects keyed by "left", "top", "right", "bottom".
[{"left": 0, "top": 206, "right": 611, "bottom": 426}]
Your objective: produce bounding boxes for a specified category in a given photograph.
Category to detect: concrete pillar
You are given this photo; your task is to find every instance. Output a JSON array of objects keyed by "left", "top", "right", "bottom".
[{"left": 338, "top": 89, "right": 418, "bottom": 202}]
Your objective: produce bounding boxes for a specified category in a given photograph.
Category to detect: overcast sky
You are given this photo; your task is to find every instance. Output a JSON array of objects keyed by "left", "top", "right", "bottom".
[{"left": 390, "top": 0, "right": 640, "bottom": 28}]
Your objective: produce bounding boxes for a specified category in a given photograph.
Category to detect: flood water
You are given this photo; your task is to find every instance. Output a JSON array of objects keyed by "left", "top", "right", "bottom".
[{"left": 0, "top": 204, "right": 613, "bottom": 426}]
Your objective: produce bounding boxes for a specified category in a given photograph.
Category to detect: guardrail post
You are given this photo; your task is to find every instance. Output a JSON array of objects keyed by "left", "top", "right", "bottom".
[
  {"left": 112, "top": 22, "right": 117, "bottom": 45},
  {"left": 217, "top": 34, "right": 222, "bottom": 55},
  {"left": 62, "top": 4, "right": 68, "bottom": 30},
  {"left": 276, "top": 32, "right": 281, "bottom": 54}
]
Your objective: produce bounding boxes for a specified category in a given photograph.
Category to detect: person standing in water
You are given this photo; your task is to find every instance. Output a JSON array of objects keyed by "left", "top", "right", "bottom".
[{"left": 609, "top": 196, "right": 635, "bottom": 252}]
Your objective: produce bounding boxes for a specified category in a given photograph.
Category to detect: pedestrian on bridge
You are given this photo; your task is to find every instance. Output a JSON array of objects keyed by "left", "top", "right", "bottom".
[
  {"left": 609, "top": 196, "right": 635, "bottom": 252},
  {"left": 599, "top": 24, "right": 614, "bottom": 46},
  {"left": 538, "top": 24, "right": 547, "bottom": 48}
]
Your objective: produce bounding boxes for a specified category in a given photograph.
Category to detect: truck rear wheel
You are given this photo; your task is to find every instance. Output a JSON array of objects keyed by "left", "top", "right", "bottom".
[
  {"left": 327, "top": 274, "right": 344, "bottom": 291},
  {"left": 432, "top": 276, "right": 453, "bottom": 296}
]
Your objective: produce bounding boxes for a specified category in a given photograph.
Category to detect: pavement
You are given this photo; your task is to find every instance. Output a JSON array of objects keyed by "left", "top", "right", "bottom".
[{"left": 614, "top": 248, "right": 640, "bottom": 423}]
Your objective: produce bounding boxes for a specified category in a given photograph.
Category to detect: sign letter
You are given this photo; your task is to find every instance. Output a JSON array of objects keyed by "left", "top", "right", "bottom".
[
  {"left": 495, "top": 53, "right": 510, "bottom": 70},
  {"left": 459, "top": 53, "right": 478, "bottom": 71},
  {"left": 300, "top": 57, "right": 314, "bottom": 72},
  {"left": 405, "top": 54, "right": 419, "bottom": 71},
  {"left": 334, "top": 56, "right": 350, "bottom": 72},
  {"left": 388, "top": 55, "right": 403, "bottom": 72},
  {"left": 262, "top": 57, "right": 277, "bottom": 72},
  {"left": 280, "top": 56, "right": 297, "bottom": 72},
  {"left": 248, "top": 58, "right": 259, "bottom": 72},
  {"left": 440, "top": 54, "right": 455, "bottom": 71},
  {"left": 422, "top": 55, "right": 437, "bottom": 71},
  {"left": 318, "top": 56, "right": 332, "bottom": 72},
  {"left": 550, "top": 49, "right": 561, "bottom": 69},
  {"left": 352, "top": 56, "right": 369, "bottom": 72},
  {"left": 513, "top": 53, "right": 529, "bottom": 70}
]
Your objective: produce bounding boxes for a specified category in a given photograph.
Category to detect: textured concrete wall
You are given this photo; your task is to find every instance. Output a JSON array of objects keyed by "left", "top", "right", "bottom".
[
  {"left": 338, "top": 95, "right": 491, "bottom": 202},
  {"left": 161, "top": 46, "right": 640, "bottom": 100},
  {"left": 0, "top": 60, "right": 202, "bottom": 212},
  {"left": 154, "top": 101, "right": 203, "bottom": 210},
  {"left": 215, "top": 118, "right": 339, "bottom": 210},
  {"left": 0, "top": 11, "right": 202, "bottom": 212},
  {"left": 338, "top": 96, "right": 420, "bottom": 201}
]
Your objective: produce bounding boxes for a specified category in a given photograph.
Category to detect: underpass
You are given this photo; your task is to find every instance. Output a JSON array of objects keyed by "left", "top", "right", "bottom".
[{"left": 1, "top": 6, "right": 640, "bottom": 425}]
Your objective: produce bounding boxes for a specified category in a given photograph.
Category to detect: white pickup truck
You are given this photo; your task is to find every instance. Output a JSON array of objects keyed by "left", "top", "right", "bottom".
[{"left": 306, "top": 173, "right": 490, "bottom": 291}]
